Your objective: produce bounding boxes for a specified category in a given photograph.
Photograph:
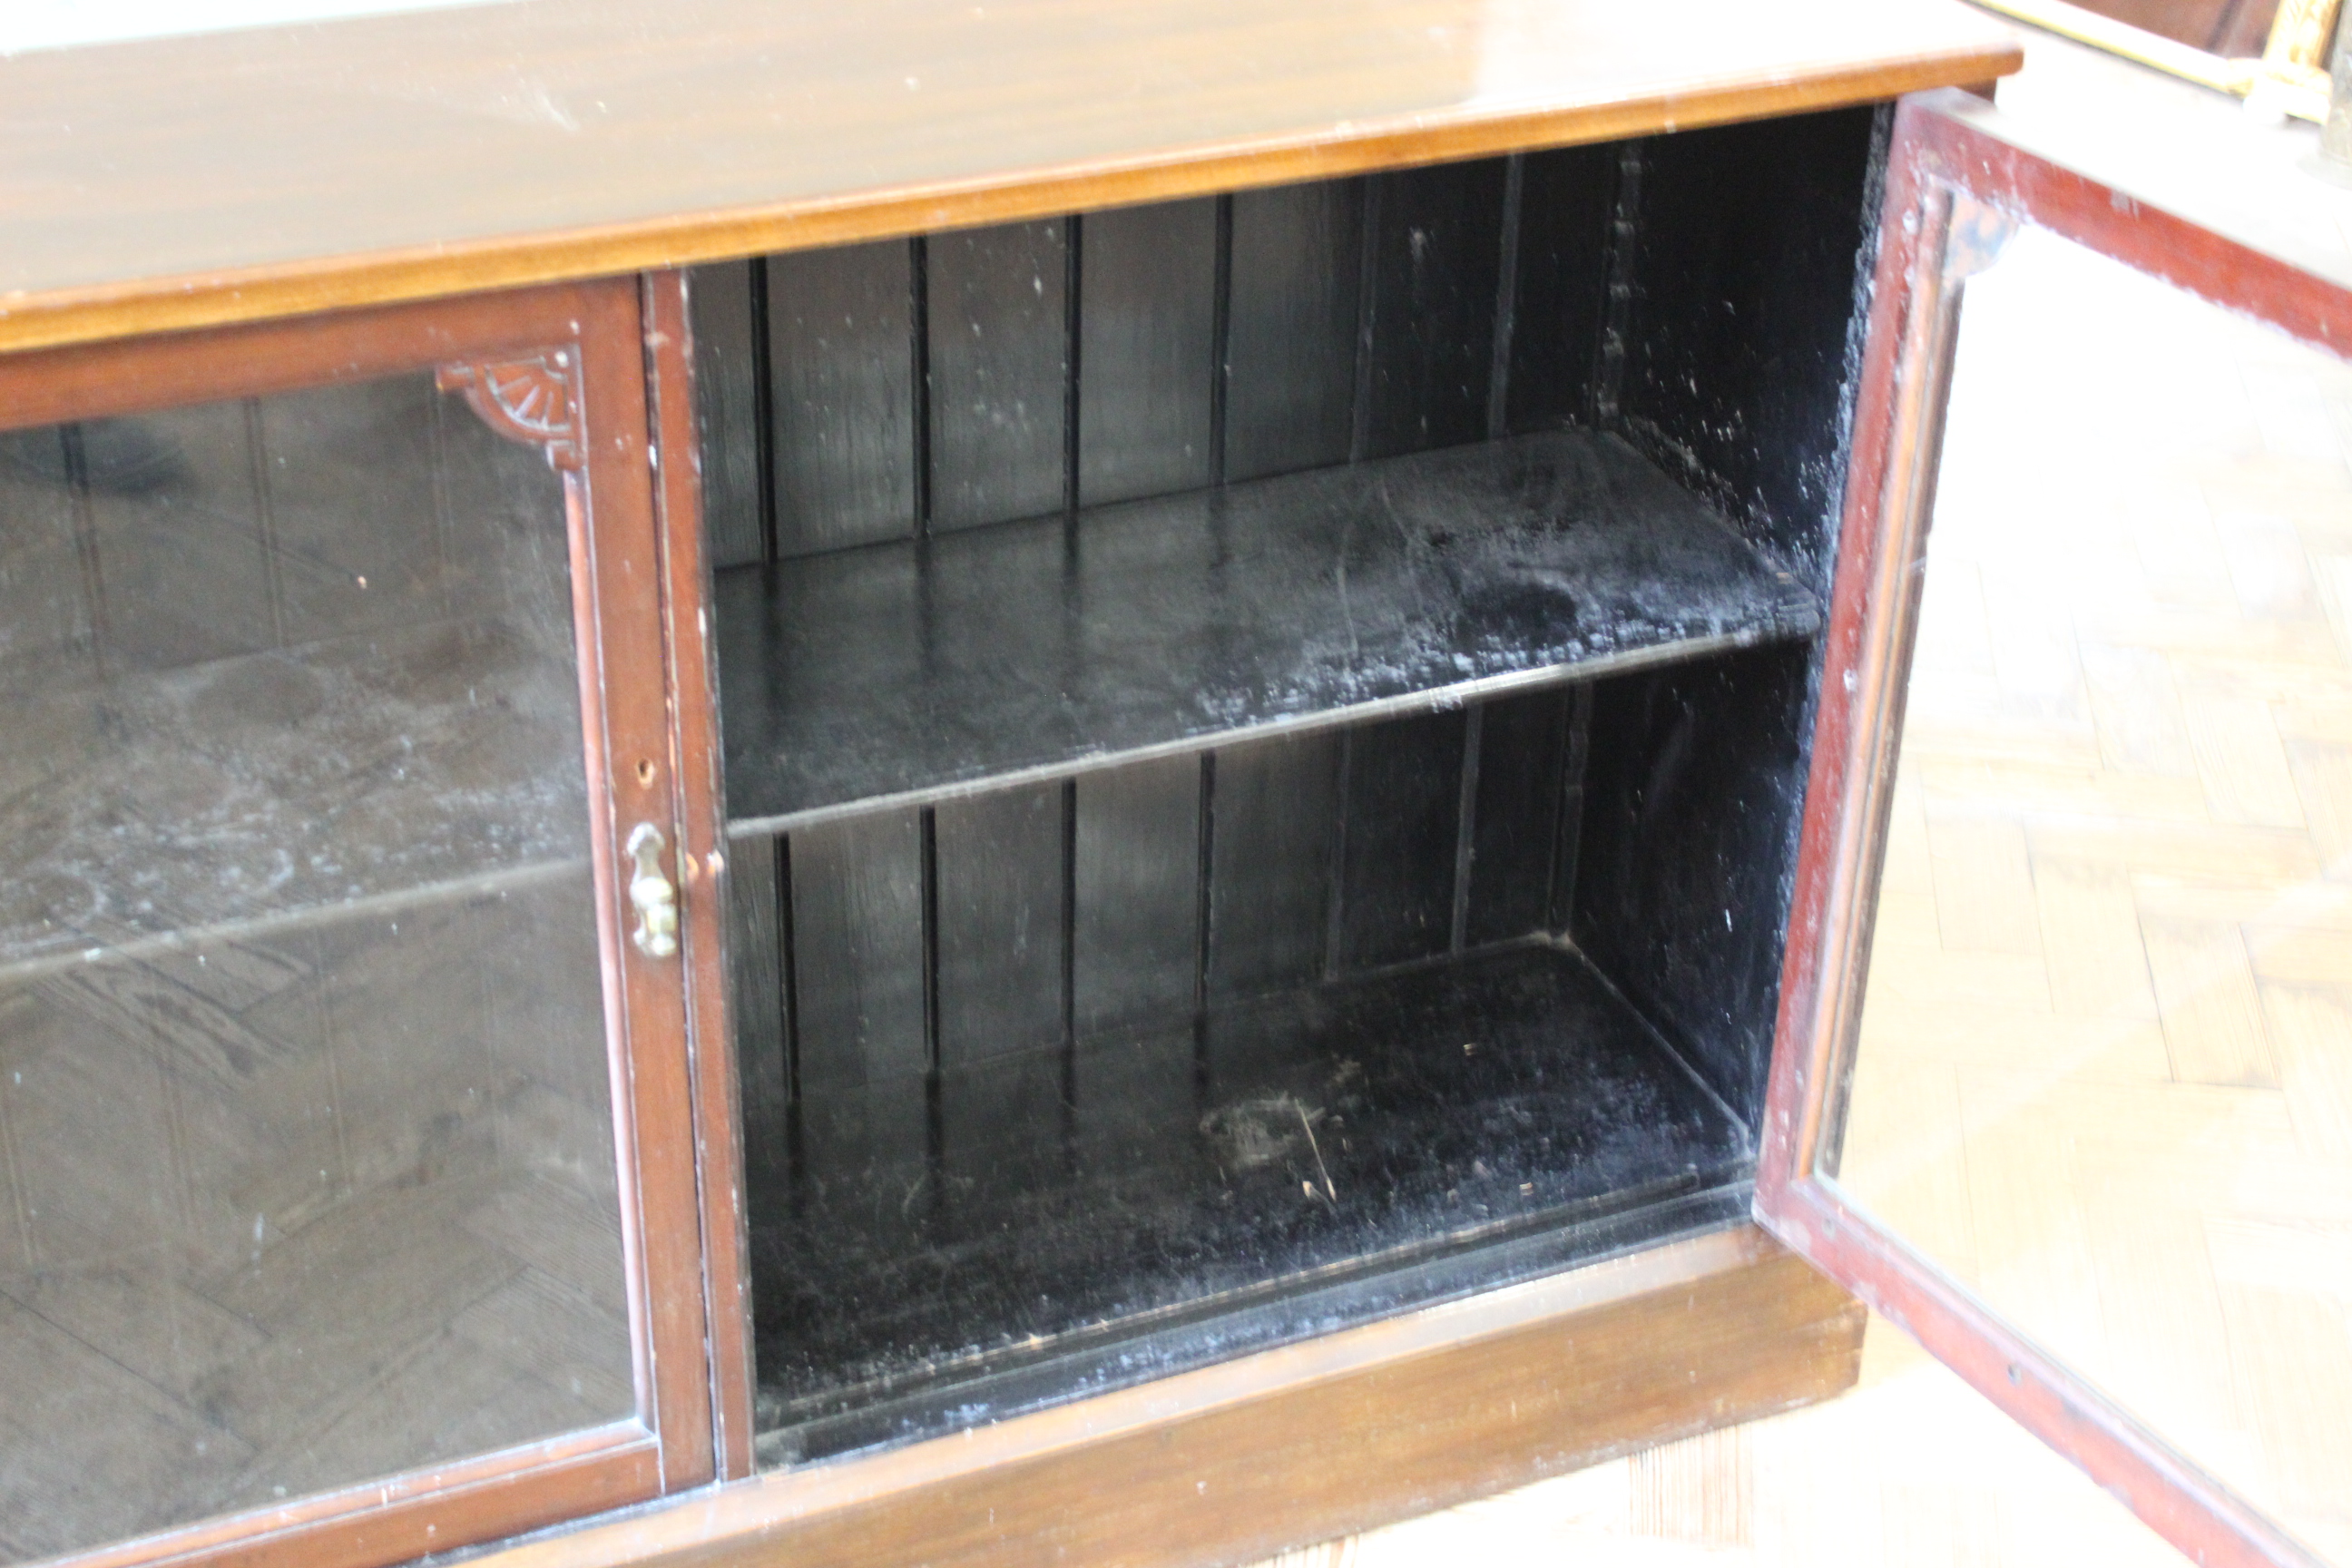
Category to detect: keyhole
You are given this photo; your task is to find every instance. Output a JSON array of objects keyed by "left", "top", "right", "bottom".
[{"left": 636, "top": 759, "right": 656, "bottom": 786}]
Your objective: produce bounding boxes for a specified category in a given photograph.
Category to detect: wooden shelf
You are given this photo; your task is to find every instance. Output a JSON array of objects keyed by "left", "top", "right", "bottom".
[{"left": 717, "top": 430, "right": 1819, "bottom": 831}]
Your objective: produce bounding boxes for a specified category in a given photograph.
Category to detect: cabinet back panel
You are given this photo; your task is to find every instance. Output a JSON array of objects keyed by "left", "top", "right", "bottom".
[
  {"left": 739, "top": 701, "right": 1574, "bottom": 1102},
  {"left": 1467, "top": 688, "right": 1576, "bottom": 948},
  {"left": 1505, "top": 144, "right": 1620, "bottom": 436},
  {"left": 926, "top": 220, "right": 1071, "bottom": 533},
  {"left": 4, "top": 377, "right": 573, "bottom": 686},
  {"left": 1357, "top": 160, "right": 1511, "bottom": 460},
  {"left": 688, "top": 258, "right": 767, "bottom": 570},
  {"left": 261, "top": 376, "right": 448, "bottom": 644},
  {"left": 768, "top": 240, "right": 920, "bottom": 555},
  {"left": 786, "top": 808, "right": 928, "bottom": 1092},
  {"left": 1205, "top": 730, "right": 1341, "bottom": 1002},
  {"left": 934, "top": 783, "right": 1068, "bottom": 1065},
  {"left": 1073, "top": 755, "right": 1203, "bottom": 1038},
  {"left": 690, "top": 152, "right": 1618, "bottom": 563},
  {"left": 1077, "top": 200, "right": 1220, "bottom": 508},
  {"left": 79, "top": 399, "right": 278, "bottom": 671},
  {"left": 1334, "top": 708, "right": 1470, "bottom": 973},
  {"left": 1224, "top": 180, "right": 1366, "bottom": 483}
]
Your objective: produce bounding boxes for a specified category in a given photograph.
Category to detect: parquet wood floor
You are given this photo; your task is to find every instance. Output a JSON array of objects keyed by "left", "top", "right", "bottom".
[
  {"left": 0, "top": 872, "right": 634, "bottom": 1564},
  {"left": 1253, "top": 55, "right": 2352, "bottom": 1568}
]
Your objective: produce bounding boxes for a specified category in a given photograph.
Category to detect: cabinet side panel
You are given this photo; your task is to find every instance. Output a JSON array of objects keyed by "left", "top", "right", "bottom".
[
  {"left": 767, "top": 241, "right": 917, "bottom": 555},
  {"left": 1073, "top": 755, "right": 1202, "bottom": 1036},
  {"left": 927, "top": 221, "right": 1069, "bottom": 532},
  {"left": 688, "top": 260, "right": 767, "bottom": 569},
  {"left": 1360, "top": 159, "right": 1509, "bottom": 461},
  {"left": 788, "top": 810, "right": 928, "bottom": 1091},
  {"left": 1223, "top": 180, "right": 1364, "bottom": 483},
  {"left": 1575, "top": 643, "right": 1810, "bottom": 1121},
  {"left": 1078, "top": 199, "right": 1218, "bottom": 507},
  {"left": 1506, "top": 144, "right": 1617, "bottom": 435},
  {"left": 1466, "top": 688, "right": 1572, "bottom": 947},
  {"left": 1336, "top": 710, "right": 1467, "bottom": 972},
  {"left": 935, "top": 783, "right": 1066, "bottom": 1063},
  {"left": 1205, "top": 730, "right": 1339, "bottom": 1001},
  {"left": 1619, "top": 104, "right": 1881, "bottom": 589}
]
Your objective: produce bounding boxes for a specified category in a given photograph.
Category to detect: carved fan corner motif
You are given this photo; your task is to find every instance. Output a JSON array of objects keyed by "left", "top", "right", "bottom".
[{"left": 437, "top": 349, "right": 584, "bottom": 469}]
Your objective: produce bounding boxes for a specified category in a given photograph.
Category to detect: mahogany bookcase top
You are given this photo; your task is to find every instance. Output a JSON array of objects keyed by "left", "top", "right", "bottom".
[{"left": 0, "top": 0, "right": 2017, "bottom": 354}]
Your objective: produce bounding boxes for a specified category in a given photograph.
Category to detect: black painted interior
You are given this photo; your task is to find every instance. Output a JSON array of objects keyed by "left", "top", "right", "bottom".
[{"left": 691, "top": 107, "right": 1886, "bottom": 1463}]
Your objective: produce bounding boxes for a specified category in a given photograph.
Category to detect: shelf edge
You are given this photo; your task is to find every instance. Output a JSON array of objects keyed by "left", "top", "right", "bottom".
[{"left": 723, "top": 615, "right": 1815, "bottom": 839}]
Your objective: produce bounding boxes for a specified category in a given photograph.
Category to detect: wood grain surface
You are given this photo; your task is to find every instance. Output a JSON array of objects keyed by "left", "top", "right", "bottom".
[
  {"left": 462, "top": 1224, "right": 1862, "bottom": 1568},
  {"left": 0, "top": 0, "right": 2017, "bottom": 355}
]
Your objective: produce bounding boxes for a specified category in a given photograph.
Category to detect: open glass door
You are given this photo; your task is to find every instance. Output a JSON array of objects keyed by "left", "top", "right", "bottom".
[{"left": 1758, "top": 87, "right": 2352, "bottom": 1568}]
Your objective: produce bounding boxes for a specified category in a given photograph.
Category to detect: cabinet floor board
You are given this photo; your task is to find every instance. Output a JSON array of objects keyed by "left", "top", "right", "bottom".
[
  {"left": 718, "top": 429, "right": 1818, "bottom": 830},
  {"left": 746, "top": 940, "right": 1752, "bottom": 1461}
]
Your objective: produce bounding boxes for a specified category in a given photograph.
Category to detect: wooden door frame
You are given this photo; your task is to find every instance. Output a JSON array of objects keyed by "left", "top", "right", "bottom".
[
  {"left": 642, "top": 268, "right": 759, "bottom": 1482},
  {"left": 0, "top": 279, "right": 718, "bottom": 1568},
  {"left": 1754, "top": 86, "right": 2348, "bottom": 1568}
]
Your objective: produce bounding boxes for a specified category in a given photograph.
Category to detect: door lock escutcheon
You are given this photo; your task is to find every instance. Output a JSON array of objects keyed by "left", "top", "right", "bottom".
[{"left": 625, "top": 822, "right": 680, "bottom": 959}]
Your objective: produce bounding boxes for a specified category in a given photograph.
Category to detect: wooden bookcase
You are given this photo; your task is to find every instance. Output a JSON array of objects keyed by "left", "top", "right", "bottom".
[{"left": 14, "top": 5, "right": 2319, "bottom": 1568}]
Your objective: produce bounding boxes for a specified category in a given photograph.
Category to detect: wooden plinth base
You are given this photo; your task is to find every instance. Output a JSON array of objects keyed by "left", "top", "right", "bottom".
[{"left": 483, "top": 1222, "right": 1861, "bottom": 1568}]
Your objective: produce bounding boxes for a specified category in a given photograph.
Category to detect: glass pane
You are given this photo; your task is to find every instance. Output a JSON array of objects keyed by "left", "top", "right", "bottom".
[
  {"left": 1830, "top": 220, "right": 2352, "bottom": 1564},
  {"left": 0, "top": 372, "right": 632, "bottom": 1563}
]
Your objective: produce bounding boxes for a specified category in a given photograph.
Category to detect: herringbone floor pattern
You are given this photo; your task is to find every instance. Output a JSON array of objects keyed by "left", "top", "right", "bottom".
[{"left": 1253, "top": 149, "right": 2352, "bottom": 1568}]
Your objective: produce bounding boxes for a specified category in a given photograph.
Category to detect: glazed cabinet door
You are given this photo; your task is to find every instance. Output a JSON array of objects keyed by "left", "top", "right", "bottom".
[
  {"left": 1758, "top": 88, "right": 2352, "bottom": 1568},
  {"left": 0, "top": 279, "right": 723, "bottom": 1568}
]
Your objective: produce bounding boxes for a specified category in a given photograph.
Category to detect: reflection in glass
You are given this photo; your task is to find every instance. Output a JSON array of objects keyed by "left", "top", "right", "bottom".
[
  {"left": 1833, "top": 223, "right": 2352, "bottom": 1563},
  {"left": 0, "top": 374, "right": 632, "bottom": 1563}
]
